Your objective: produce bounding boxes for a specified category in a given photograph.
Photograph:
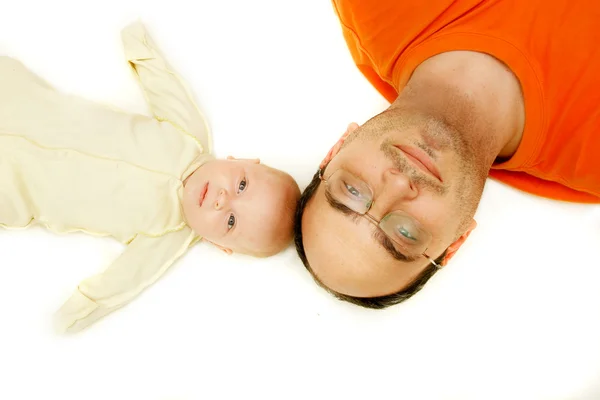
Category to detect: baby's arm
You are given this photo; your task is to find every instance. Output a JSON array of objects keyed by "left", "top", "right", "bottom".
[
  {"left": 121, "top": 21, "right": 212, "bottom": 154},
  {"left": 54, "top": 227, "right": 198, "bottom": 333}
]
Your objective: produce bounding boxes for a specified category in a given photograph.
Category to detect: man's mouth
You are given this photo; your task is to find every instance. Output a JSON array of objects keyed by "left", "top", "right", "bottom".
[
  {"left": 198, "top": 182, "right": 209, "bottom": 207},
  {"left": 395, "top": 145, "right": 443, "bottom": 182}
]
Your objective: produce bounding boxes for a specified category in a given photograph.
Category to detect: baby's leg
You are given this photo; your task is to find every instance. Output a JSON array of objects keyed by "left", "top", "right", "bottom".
[
  {"left": 0, "top": 55, "right": 177, "bottom": 172},
  {"left": 0, "top": 137, "right": 36, "bottom": 228},
  {"left": 0, "top": 58, "right": 52, "bottom": 229}
]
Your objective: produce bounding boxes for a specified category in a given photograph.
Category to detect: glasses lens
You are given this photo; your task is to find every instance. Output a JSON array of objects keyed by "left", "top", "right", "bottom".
[
  {"left": 327, "top": 170, "right": 373, "bottom": 214},
  {"left": 379, "top": 212, "right": 431, "bottom": 256}
]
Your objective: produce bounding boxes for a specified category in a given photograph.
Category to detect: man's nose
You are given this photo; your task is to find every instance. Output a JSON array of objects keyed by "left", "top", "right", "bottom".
[
  {"left": 214, "top": 189, "right": 228, "bottom": 210},
  {"left": 384, "top": 167, "right": 418, "bottom": 199},
  {"left": 370, "top": 168, "right": 417, "bottom": 217}
]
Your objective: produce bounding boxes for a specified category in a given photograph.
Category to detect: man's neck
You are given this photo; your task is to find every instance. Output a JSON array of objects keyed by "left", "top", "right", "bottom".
[{"left": 393, "top": 51, "right": 525, "bottom": 167}]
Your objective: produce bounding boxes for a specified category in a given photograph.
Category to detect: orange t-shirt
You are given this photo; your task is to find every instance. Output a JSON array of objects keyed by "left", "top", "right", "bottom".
[{"left": 332, "top": 0, "right": 600, "bottom": 203}]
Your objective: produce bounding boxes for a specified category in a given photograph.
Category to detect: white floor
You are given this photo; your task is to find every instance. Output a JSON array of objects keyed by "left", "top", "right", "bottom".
[{"left": 1, "top": 1, "right": 599, "bottom": 399}]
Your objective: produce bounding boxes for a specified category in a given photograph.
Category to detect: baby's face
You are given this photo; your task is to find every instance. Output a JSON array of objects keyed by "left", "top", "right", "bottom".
[{"left": 182, "top": 158, "right": 292, "bottom": 253}]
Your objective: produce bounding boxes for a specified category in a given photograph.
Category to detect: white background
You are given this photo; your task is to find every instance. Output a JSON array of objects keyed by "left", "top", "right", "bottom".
[{"left": 1, "top": 1, "right": 599, "bottom": 399}]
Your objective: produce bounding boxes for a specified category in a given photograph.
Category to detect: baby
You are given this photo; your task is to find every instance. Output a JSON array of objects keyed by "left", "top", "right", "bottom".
[{"left": 0, "top": 21, "right": 300, "bottom": 333}]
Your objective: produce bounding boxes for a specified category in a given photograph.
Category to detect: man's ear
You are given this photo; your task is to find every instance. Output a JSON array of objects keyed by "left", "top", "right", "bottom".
[
  {"left": 319, "top": 122, "right": 359, "bottom": 169},
  {"left": 226, "top": 156, "right": 260, "bottom": 164},
  {"left": 439, "top": 220, "right": 477, "bottom": 266},
  {"left": 202, "top": 238, "right": 233, "bottom": 255}
]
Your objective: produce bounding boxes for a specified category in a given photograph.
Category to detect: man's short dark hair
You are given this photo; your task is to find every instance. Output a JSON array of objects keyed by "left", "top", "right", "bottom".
[{"left": 294, "top": 169, "right": 446, "bottom": 310}]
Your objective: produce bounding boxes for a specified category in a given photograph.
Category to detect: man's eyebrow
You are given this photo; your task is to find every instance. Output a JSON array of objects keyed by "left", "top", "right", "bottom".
[
  {"left": 324, "top": 188, "right": 357, "bottom": 217},
  {"left": 324, "top": 187, "right": 416, "bottom": 263},
  {"left": 372, "top": 229, "right": 416, "bottom": 263}
]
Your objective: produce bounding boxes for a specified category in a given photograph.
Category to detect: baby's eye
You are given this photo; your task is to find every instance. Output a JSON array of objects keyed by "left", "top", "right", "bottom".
[
  {"left": 227, "top": 214, "right": 236, "bottom": 230},
  {"left": 237, "top": 178, "right": 247, "bottom": 193}
]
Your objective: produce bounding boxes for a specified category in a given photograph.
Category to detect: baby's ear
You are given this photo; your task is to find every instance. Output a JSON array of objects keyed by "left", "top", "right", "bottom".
[
  {"left": 226, "top": 156, "right": 260, "bottom": 164},
  {"left": 202, "top": 238, "right": 233, "bottom": 255}
]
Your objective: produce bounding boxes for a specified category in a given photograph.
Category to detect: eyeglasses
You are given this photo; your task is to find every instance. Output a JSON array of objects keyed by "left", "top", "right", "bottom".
[{"left": 319, "top": 168, "right": 441, "bottom": 268}]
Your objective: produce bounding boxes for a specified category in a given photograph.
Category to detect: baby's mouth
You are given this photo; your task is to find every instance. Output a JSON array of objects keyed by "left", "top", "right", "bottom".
[{"left": 198, "top": 182, "right": 209, "bottom": 207}]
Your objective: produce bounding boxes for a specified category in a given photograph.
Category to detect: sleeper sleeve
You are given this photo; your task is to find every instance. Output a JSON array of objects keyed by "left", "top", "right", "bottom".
[
  {"left": 53, "top": 227, "right": 198, "bottom": 333},
  {"left": 121, "top": 20, "right": 212, "bottom": 154}
]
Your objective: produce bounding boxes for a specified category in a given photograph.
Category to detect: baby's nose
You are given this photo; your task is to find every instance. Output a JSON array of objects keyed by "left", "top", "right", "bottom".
[{"left": 214, "top": 189, "right": 228, "bottom": 210}]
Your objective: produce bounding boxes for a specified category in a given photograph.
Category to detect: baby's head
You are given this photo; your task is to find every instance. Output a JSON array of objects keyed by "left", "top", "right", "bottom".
[{"left": 182, "top": 156, "right": 300, "bottom": 257}]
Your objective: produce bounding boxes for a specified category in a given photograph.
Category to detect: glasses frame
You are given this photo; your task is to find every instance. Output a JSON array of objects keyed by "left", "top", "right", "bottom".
[{"left": 319, "top": 168, "right": 441, "bottom": 269}]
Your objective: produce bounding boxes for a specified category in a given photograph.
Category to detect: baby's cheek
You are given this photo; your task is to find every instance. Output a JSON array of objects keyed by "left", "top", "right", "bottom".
[{"left": 185, "top": 208, "right": 209, "bottom": 236}]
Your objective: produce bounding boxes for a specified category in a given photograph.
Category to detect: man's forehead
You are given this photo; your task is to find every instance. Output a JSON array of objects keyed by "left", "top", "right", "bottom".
[
  {"left": 304, "top": 191, "right": 378, "bottom": 276},
  {"left": 303, "top": 186, "right": 428, "bottom": 297}
]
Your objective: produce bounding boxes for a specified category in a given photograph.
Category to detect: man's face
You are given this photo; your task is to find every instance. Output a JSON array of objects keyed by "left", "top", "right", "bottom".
[{"left": 301, "top": 114, "right": 482, "bottom": 298}]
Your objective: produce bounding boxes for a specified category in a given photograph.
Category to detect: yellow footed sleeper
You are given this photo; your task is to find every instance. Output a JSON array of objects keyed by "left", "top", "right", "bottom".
[{"left": 0, "top": 21, "right": 214, "bottom": 333}]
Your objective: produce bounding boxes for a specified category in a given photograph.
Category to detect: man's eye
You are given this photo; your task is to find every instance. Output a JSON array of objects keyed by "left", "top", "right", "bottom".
[
  {"left": 227, "top": 214, "right": 236, "bottom": 230},
  {"left": 398, "top": 226, "right": 417, "bottom": 241},
  {"left": 238, "top": 178, "right": 247, "bottom": 193},
  {"left": 344, "top": 183, "right": 361, "bottom": 197}
]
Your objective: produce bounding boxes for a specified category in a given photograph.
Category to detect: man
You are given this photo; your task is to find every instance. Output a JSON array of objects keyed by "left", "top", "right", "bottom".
[{"left": 295, "top": 0, "right": 600, "bottom": 309}]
